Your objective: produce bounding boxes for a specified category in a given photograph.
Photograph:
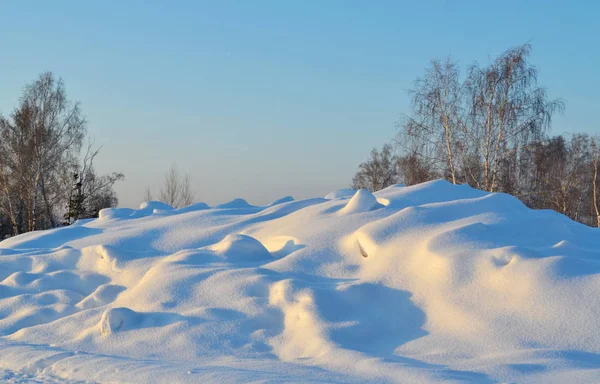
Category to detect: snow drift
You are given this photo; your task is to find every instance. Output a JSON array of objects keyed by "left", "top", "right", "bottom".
[{"left": 0, "top": 180, "right": 598, "bottom": 383}]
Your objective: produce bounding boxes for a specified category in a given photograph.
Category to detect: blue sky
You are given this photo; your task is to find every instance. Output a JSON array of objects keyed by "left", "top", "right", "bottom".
[{"left": 1, "top": 1, "right": 599, "bottom": 207}]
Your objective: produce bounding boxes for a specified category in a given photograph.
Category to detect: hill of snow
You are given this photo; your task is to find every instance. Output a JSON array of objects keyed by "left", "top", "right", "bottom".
[{"left": 0, "top": 180, "right": 598, "bottom": 383}]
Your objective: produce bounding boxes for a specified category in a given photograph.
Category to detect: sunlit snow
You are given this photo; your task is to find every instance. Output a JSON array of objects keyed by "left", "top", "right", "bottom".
[{"left": 0, "top": 180, "right": 598, "bottom": 383}]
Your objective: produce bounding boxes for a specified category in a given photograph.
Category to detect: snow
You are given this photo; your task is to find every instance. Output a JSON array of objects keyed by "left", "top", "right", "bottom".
[
  {"left": 98, "top": 307, "right": 141, "bottom": 335},
  {"left": 325, "top": 188, "right": 356, "bottom": 199},
  {"left": 339, "top": 189, "right": 384, "bottom": 214},
  {"left": 0, "top": 179, "right": 599, "bottom": 383},
  {"left": 0, "top": 369, "right": 92, "bottom": 384},
  {"left": 269, "top": 196, "right": 295, "bottom": 206}
]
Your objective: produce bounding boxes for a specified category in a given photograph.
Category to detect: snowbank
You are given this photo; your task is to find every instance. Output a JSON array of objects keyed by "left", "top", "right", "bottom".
[{"left": 0, "top": 179, "right": 598, "bottom": 383}]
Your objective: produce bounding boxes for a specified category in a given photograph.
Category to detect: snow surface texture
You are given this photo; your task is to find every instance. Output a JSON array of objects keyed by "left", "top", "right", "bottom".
[{"left": 0, "top": 180, "right": 599, "bottom": 383}]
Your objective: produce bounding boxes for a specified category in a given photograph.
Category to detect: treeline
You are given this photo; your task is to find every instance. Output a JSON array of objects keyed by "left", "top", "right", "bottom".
[
  {"left": 0, "top": 73, "right": 123, "bottom": 238},
  {"left": 352, "top": 44, "right": 600, "bottom": 227}
]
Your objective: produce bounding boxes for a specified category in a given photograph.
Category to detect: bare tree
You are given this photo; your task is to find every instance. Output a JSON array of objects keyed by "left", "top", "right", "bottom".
[
  {"left": 466, "top": 44, "right": 564, "bottom": 191},
  {"left": 62, "top": 140, "right": 124, "bottom": 223},
  {"left": 548, "top": 135, "right": 589, "bottom": 219},
  {"left": 159, "top": 164, "right": 194, "bottom": 208},
  {"left": 401, "top": 58, "right": 463, "bottom": 184},
  {"left": 0, "top": 72, "right": 85, "bottom": 233},
  {"left": 80, "top": 142, "right": 123, "bottom": 218},
  {"left": 592, "top": 137, "right": 600, "bottom": 227},
  {"left": 351, "top": 144, "right": 398, "bottom": 191},
  {"left": 143, "top": 187, "right": 153, "bottom": 202},
  {"left": 353, "top": 44, "right": 600, "bottom": 227},
  {"left": 0, "top": 73, "right": 124, "bottom": 231},
  {"left": 397, "top": 152, "right": 435, "bottom": 186}
]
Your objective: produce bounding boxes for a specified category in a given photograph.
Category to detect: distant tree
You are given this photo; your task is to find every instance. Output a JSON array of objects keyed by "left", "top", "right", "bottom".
[
  {"left": 143, "top": 187, "right": 153, "bottom": 202},
  {"left": 64, "top": 142, "right": 124, "bottom": 223},
  {"left": 159, "top": 164, "right": 194, "bottom": 208},
  {"left": 397, "top": 152, "right": 435, "bottom": 186},
  {"left": 81, "top": 143, "right": 123, "bottom": 216},
  {"left": 548, "top": 135, "right": 589, "bottom": 220},
  {"left": 83, "top": 174, "right": 121, "bottom": 218},
  {"left": 494, "top": 141, "right": 519, "bottom": 196},
  {"left": 351, "top": 144, "right": 398, "bottom": 191}
]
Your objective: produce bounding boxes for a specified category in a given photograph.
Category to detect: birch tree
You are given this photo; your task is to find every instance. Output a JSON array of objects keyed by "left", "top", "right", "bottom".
[
  {"left": 466, "top": 44, "right": 564, "bottom": 191},
  {"left": 401, "top": 58, "right": 463, "bottom": 184},
  {"left": 0, "top": 73, "right": 123, "bottom": 233},
  {"left": 0, "top": 72, "right": 85, "bottom": 233},
  {"left": 592, "top": 137, "right": 600, "bottom": 227}
]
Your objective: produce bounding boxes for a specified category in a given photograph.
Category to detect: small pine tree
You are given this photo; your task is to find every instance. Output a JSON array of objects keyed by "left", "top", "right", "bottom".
[{"left": 64, "top": 173, "right": 85, "bottom": 225}]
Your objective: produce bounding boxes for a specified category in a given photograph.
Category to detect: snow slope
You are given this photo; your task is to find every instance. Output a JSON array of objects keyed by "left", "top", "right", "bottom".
[{"left": 0, "top": 180, "right": 599, "bottom": 383}]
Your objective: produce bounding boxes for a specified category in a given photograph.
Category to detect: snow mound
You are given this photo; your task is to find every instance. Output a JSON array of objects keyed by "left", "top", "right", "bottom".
[
  {"left": 132, "top": 200, "right": 175, "bottom": 218},
  {"left": 99, "top": 307, "right": 141, "bottom": 335},
  {"left": 214, "top": 198, "right": 254, "bottom": 209},
  {"left": 98, "top": 207, "right": 134, "bottom": 219},
  {"left": 339, "top": 189, "right": 384, "bottom": 214},
  {"left": 78, "top": 284, "right": 126, "bottom": 310},
  {"left": 269, "top": 196, "right": 295, "bottom": 206},
  {"left": 325, "top": 188, "right": 356, "bottom": 199},
  {"left": 99, "top": 201, "right": 176, "bottom": 220},
  {"left": 139, "top": 200, "right": 174, "bottom": 211},
  {"left": 175, "top": 202, "right": 210, "bottom": 213},
  {"left": 210, "top": 234, "right": 272, "bottom": 262},
  {"left": 0, "top": 179, "right": 599, "bottom": 383}
]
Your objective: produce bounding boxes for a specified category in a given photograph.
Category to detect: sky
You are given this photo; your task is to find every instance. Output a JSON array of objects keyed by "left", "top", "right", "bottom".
[{"left": 1, "top": 1, "right": 599, "bottom": 208}]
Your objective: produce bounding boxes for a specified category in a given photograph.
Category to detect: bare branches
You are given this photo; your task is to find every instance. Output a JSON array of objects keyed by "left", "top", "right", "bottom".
[
  {"left": 353, "top": 43, "right": 599, "bottom": 226},
  {"left": 395, "top": 44, "right": 564, "bottom": 193},
  {"left": 0, "top": 72, "right": 123, "bottom": 234},
  {"left": 401, "top": 58, "right": 463, "bottom": 184},
  {"left": 159, "top": 164, "right": 194, "bottom": 208},
  {"left": 0, "top": 72, "right": 88, "bottom": 232},
  {"left": 143, "top": 187, "right": 153, "bottom": 202},
  {"left": 466, "top": 44, "right": 565, "bottom": 191},
  {"left": 351, "top": 144, "right": 399, "bottom": 191}
]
